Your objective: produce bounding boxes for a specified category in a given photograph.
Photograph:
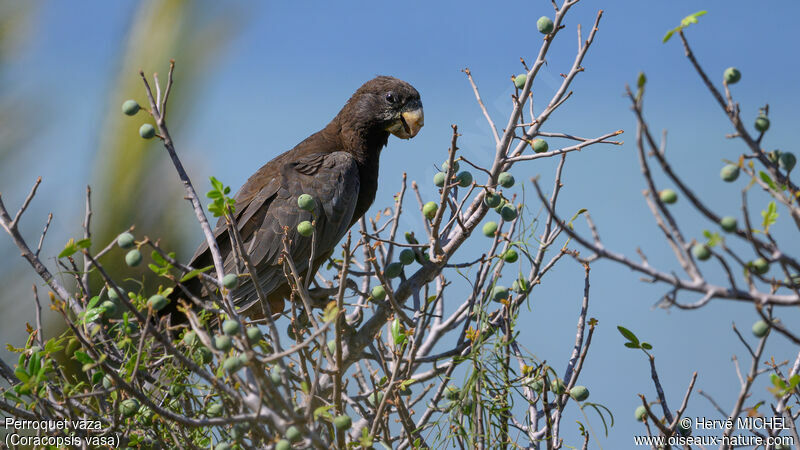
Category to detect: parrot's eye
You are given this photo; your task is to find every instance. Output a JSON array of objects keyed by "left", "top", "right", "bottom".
[{"left": 385, "top": 92, "right": 397, "bottom": 104}]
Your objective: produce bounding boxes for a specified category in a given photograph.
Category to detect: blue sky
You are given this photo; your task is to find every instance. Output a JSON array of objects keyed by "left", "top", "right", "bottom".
[{"left": 2, "top": 0, "right": 799, "bottom": 446}]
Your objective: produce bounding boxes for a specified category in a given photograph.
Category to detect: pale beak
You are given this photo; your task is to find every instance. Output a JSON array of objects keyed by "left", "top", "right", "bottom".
[{"left": 387, "top": 107, "right": 424, "bottom": 139}]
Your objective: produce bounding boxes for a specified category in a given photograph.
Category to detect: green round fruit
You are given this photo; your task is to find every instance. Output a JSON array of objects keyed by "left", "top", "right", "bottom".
[
  {"left": 484, "top": 191, "right": 502, "bottom": 208},
  {"left": 442, "top": 159, "right": 459, "bottom": 173},
  {"left": 101, "top": 300, "right": 118, "bottom": 317},
  {"left": 223, "top": 355, "right": 244, "bottom": 373},
  {"left": 445, "top": 385, "right": 460, "bottom": 401},
  {"left": 723, "top": 67, "right": 741, "bottom": 84},
  {"left": 752, "top": 320, "right": 769, "bottom": 338},
  {"left": 371, "top": 285, "right": 386, "bottom": 301},
  {"left": 215, "top": 442, "right": 233, "bottom": 450},
  {"left": 500, "top": 204, "right": 518, "bottom": 222},
  {"left": 139, "top": 124, "right": 156, "bottom": 139},
  {"left": 147, "top": 294, "right": 167, "bottom": 311},
  {"left": 285, "top": 425, "right": 301, "bottom": 442},
  {"left": 297, "top": 193, "right": 315, "bottom": 211},
  {"left": 754, "top": 115, "right": 770, "bottom": 132},
  {"left": 214, "top": 335, "right": 233, "bottom": 352},
  {"left": 384, "top": 262, "right": 404, "bottom": 279},
  {"left": 399, "top": 249, "right": 415, "bottom": 265},
  {"left": 120, "top": 398, "right": 140, "bottom": 417},
  {"left": 207, "top": 402, "right": 223, "bottom": 417},
  {"left": 527, "top": 377, "right": 544, "bottom": 393},
  {"left": 569, "top": 385, "right": 589, "bottom": 401},
  {"left": 692, "top": 244, "right": 711, "bottom": 261},
  {"left": 222, "top": 274, "right": 238, "bottom": 289},
  {"left": 491, "top": 285, "right": 509, "bottom": 302},
  {"left": 117, "top": 232, "right": 135, "bottom": 249},
  {"left": 635, "top": 405, "right": 647, "bottom": 421},
  {"left": 121, "top": 100, "right": 140, "bottom": 116},
  {"left": 779, "top": 152, "right": 796, "bottom": 172},
  {"left": 246, "top": 326, "right": 262, "bottom": 344},
  {"left": 433, "top": 172, "right": 447, "bottom": 187},
  {"left": 194, "top": 346, "right": 213, "bottom": 365},
  {"left": 502, "top": 249, "right": 518, "bottom": 263},
  {"left": 720, "top": 216, "right": 737, "bottom": 233},
  {"left": 659, "top": 189, "right": 677, "bottom": 204},
  {"left": 107, "top": 286, "right": 124, "bottom": 300},
  {"left": 532, "top": 138, "right": 549, "bottom": 153},
  {"left": 720, "top": 164, "right": 740, "bottom": 182},
  {"left": 270, "top": 365, "right": 283, "bottom": 384},
  {"left": 275, "top": 439, "right": 291, "bottom": 450},
  {"left": 139, "top": 406, "right": 154, "bottom": 424},
  {"left": 752, "top": 258, "right": 770, "bottom": 275},
  {"left": 514, "top": 73, "right": 527, "bottom": 89},
  {"left": 333, "top": 414, "right": 352, "bottom": 431},
  {"left": 368, "top": 391, "right": 384, "bottom": 406},
  {"left": 550, "top": 378, "right": 566, "bottom": 395},
  {"left": 297, "top": 220, "right": 313, "bottom": 237},
  {"left": 482, "top": 221, "right": 498, "bottom": 237},
  {"left": 537, "top": 16, "right": 554, "bottom": 34},
  {"left": 222, "top": 319, "right": 240, "bottom": 336},
  {"left": 422, "top": 201, "right": 438, "bottom": 219},
  {"left": 457, "top": 171, "right": 473, "bottom": 187},
  {"left": 125, "top": 249, "right": 142, "bottom": 267},
  {"left": 183, "top": 330, "right": 198, "bottom": 346},
  {"left": 103, "top": 374, "right": 114, "bottom": 389},
  {"left": 498, "top": 172, "right": 515, "bottom": 188}
]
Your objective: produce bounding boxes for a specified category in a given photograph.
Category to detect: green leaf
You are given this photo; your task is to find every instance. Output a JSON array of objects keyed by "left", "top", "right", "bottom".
[
  {"left": 73, "top": 351, "right": 93, "bottom": 365},
  {"left": 703, "top": 230, "right": 722, "bottom": 247},
  {"left": 58, "top": 238, "right": 78, "bottom": 258},
  {"left": 83, "top": 308, "right": 103, "bottom": 324},
  {"left": 313, "top": 404, "right": 334, "bottom": 421},
  {"left": 75, "top": 238, "right": 91, "bottom": 249},
  {"left": 680, "top": 10, "right": 707, "bottom": 27},
  {"left": 759, "top": 171, "right": 778, "bottom": 191},
  {"left": 641, "top": 342, "right": 653, "bottom": 350},
  {"left": 87, "top": 295, "right": 101, "bottom": 309},
  {"left": 663, "top": 10, "right": 707, "bottom": 43},
  {"left": 150, "top": 250, "right": 167, "bottom": 266},
  {"left": 617, "top": 326, "right": 640, "bottom": 346},
  {"left": 761, "top": 201, "right": 779, "bottom": 233},
  {"left": 179, "top": 265, "right": 214, "bottom": 283}
]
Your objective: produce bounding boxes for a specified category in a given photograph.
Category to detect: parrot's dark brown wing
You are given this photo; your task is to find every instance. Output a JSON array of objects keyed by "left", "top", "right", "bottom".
[{"left": 185, "top": 151, "right": 360, "bottom": 315}]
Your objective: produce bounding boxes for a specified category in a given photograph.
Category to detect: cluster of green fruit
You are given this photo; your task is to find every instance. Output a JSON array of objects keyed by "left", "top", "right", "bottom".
[
  {"left": 121, "top": 99, "right": 157, "bottom": 139},
  {"left": 296, "top": 194, "right": 316, "bottom": 236},
  {"left": 433, "top": 159, "right": 473, "bottom": 190},
  {"left": 117, "top": 232, "right": 143, "bottom": 268},
  {"left": 524, "top": 376, "right": 589, "bottom": 402},
  {"left": 374, "top": 247, "right": 420, "bottom": 288},
  {"left": 767, "top": 150, "right": 797, "bottom": 174},
  {"left": 723, "top": 69, "right": 781, "bottom": 137},
  {"left": 181, "top": 320, "right": 264, "bottom": 372}
]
